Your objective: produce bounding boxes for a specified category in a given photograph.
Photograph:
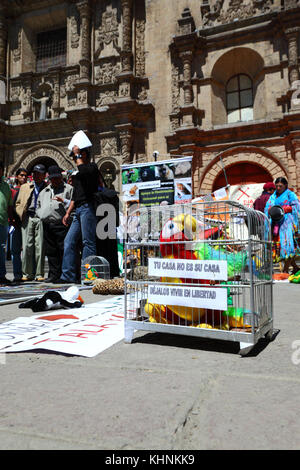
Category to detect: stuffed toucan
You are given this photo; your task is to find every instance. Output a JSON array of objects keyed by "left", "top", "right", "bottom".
[{"left": 19, "top": 286, "right": 84, "bottom": 313}]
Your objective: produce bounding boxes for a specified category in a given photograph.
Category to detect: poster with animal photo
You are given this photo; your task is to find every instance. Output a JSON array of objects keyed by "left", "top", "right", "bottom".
[{"left": 121, "top": 156, "right": 192, "bottom": 205}]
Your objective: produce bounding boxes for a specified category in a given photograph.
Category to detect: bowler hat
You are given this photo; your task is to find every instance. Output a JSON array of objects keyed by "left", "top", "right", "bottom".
[
  {"left": 48, "top": 165, "right": 62, "bottom": 179},
  {"left": 269, "top": 205, "right": 285, "bottom": 223},
  {"left": 32, "top": 164, "right": 46, "bottom": 174}
]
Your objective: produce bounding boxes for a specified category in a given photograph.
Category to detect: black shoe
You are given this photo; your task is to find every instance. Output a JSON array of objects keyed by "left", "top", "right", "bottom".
[
  {"left": 0, "top": 277, "right": 12, "bottom": 285},
  {"left": 52, "top": 278, "right": 72, "bottom": 284},
  {"left": 45, "top": 277, "right": 59, "bottom": 283}
]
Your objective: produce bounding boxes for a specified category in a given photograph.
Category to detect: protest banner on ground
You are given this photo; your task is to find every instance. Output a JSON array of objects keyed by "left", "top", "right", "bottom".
[{"left": 0, "top": 296, "right": 125, "bottom": 357}]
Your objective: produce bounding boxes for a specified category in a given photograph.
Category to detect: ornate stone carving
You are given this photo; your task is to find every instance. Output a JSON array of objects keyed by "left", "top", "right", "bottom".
[
  {"left": 178, "top": 7, "right": 195, "bottom": 35},
  {"left": 202, "top": 0, "right": 273, "bottom": 27},
  {"left": 171, "top": 63, "right": 180, "bottom": 112},
  {"left": 0, "top": 15, "right": 7, "bottom": 76},
  {"left": 284, "top": 0, "right": 300, "bottom": 9},
  {"left": 12, "top": 25, "right": 21, "bottom": 62},
  {"left": 94, "top": 60, "right": 120, "bottom": 85},
  {"left": 119, "top": 81, "right": 131, "bottom": 98},
  {"left": 117, "top": 125, "right": 133, "bottom": 164},
  {"left": 121, "top": 0, "right": 133, "bottom": 72},
  {"left": 100, "top": 137, "right": 118, "bottom": 158},
  {"left": 70, "top": 16, "right": 79, "bottom": 48},
  {"left": 11, "top": 145, "right": 71, "bottom": 174},
  {"left": 96, "top": 90, "right": 117, "bottom": 107},
  {"left": 180, "top": 50, "right": 193, "bottom": 105},
  {"left": 10, "top": 83, "right": 21, "bottom": 101},
  {"left": 22, "top": 86, "right": 32, "bottom": 121},
  {"left": 77, "top": 0, "right": 91, "bottom": 80},
  {"left": 135, "top": 18, "right": 145, "bottom": 77},
  {"left": 95, "top": 5, "right": 119, "bottom": 57}
]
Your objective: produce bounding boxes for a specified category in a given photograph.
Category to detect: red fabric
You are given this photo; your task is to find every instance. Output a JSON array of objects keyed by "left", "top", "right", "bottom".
[
  {"left": 283, "top": 205, "right": 292, "bottom": 213},
  {"left": 253, "top": 192, "right": 271, "bottom": 212}
]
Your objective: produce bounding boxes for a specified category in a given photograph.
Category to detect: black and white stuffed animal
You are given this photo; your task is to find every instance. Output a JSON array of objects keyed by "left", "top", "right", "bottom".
[{"left": 19, "top": 286, "right": 84, "bottom": 313}]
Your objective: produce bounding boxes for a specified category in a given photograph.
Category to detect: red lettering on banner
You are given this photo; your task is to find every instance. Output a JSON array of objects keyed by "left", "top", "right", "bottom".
[
  {"left": 33, "top": 338, "right": 76, "bottom": 345},
  {"left": 58, "top": 331, "right": 100, "bottom": 339}
]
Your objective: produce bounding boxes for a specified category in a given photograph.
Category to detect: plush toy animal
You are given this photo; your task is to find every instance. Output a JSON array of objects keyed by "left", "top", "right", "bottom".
[
  {"left": 19, "top": 286, "right": 84, "bottom": 313},
  {"left": 145, "top": 214, "right": 249, "bottom": 329}
]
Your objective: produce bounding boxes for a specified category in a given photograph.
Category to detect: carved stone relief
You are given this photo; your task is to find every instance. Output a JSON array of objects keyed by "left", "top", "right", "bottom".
[
  {"left": 95, "top": 5, "right": 120, "bottom": 58},
  {"left": 12, "top": 25, "right": 21, "bottom": 62},
  {"left": 100, "top": 136, "right": 118, "bottom": 158},
  {"left": 10, "top": 145, "right": 71, "bottom": 175},
  {"left": 135, "top": 19, "right": 145, "bottom": 77},
  {"left": 94, "top": 60, "right": 121, "bottom": 85},
  {"left": 202, "top": 0, "right": 274, "bottom": 27},
  {"left": 70, "top": 16, "right": 80, "bottom": 48},
  {"left": 96, "top": 90, "right": 117, "bottom": 107}
]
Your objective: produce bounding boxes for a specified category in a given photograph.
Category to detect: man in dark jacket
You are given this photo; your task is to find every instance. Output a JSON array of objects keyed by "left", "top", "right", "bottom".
[
  {"left": 253, "top": 182, "right": 276, "bottom": 212},
  {"left": 58, "top": 143, "right": 100, "bottom": 283}
]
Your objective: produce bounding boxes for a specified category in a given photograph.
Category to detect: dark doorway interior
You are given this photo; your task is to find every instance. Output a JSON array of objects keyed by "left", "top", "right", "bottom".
[
  {"left": 27, "top": 157, "right": 58, "bottom": 174},
  {"left": 212, "top": 162, "right": 273, "bottom": 191}
]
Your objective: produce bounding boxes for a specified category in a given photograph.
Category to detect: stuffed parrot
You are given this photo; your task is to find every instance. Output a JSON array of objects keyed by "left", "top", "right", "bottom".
[{"left": 145, "top": 214, "right": 219, "bottom": 325}]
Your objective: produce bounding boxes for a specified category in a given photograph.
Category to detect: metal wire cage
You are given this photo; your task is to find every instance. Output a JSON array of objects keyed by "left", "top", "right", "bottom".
[
  {"left": 124, "top": 200, "right": 274, "bottom": 355},
  {"left": 81, "top": 255, "right": 110, "bottom": 284}
]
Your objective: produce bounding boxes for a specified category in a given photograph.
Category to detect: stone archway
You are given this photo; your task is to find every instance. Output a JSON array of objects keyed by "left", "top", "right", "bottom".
[
  {"left": 98, "top": 156, "right": 120, "bottom": 192},
  {"left": 212, "top": 162, "right": 273, "bottom": 191},
  {"left": 200, "top": 146, "right": 288, "bottom": 193},
  {"left": 10, "top": 144, "right": 73, "bottom": 175}
]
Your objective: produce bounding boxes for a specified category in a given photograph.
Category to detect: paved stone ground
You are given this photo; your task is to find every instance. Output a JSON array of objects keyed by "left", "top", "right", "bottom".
[{"left": 0, "top": 261, "right": 299, "bottom": 450}]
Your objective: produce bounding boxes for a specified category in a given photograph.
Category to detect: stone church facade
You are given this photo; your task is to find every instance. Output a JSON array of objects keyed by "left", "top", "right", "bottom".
[{"left": 0, "top": 0, "right": 300, "bottom": 195}]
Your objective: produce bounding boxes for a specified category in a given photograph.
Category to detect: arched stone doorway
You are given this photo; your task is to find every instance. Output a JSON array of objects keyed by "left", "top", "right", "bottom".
[
  {"left": 199, "top": 146, "right": 287, "bottom": 194},
  {"left": 213, "top": 162, "right": 273, "bottom": 192},
  {"left": 9, "top": 144, "right": 73, "bottom": 176}
]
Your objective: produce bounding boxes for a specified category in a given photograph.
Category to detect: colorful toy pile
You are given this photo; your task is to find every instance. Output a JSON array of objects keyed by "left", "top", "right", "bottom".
[{"left": 144, "top": 213, "right": 251, "bottom": 330}]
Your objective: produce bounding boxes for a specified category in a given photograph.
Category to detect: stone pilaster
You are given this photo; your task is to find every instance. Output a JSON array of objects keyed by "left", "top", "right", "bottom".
[
  {"left": 77, "top": 0, "right": 91, "bottom": 82},
  {"left": 0, "top": 13, "right": 7, "bottom": 77},
  {"left": 117, "top": 0, "right": 134, "bottom": 99},
  {"left": 180, "top": 50, "right": 193, "bottom": 106},
  {"left": 286, "top": 27, "right": 300, "bottom": 85},
  {"left": 121, "top": 0, "right": 133, "bottom": 73},
  {"left": 116, "top": 124, "right": 134, "bottom": 164}
]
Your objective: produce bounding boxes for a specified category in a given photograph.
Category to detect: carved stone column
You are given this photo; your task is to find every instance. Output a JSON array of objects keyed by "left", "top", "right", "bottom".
[
  {"left": 77, "top": 0, "right": 91, "bottom": 81},
  {"left": 116, "top": 124, "right": 134, "bottom": 164},
  {"left": 121, "top": 0, "right": 133, "bottom": 73},
  {"left": 117, "top": 0, "right": 134, "bottom": 99},
  {"left": 0, "top": 13, "right": 7, "bottom": 78},
  {"left": 52, "top": 74, "right": 61, "bottom": 118},
  {"left": 180, "top": 50, "right": 193, "bottom": 106},
  {"left": 286, "top": 27, "right": 300, "bottom": 85}
]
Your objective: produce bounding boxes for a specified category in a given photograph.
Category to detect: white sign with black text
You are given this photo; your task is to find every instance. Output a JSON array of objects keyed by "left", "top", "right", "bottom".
[
  {"left": 147, "top": 284, "right": 228, "bottom": 311},
  {"left": 148, "top": 257, "right": 228, "bottom": 281}
]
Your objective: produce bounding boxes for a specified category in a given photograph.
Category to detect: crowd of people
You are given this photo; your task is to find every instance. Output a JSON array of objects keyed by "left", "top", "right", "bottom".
[
  {"left": 0, "top": 132, "right": 119, "bottom": 285},
  {"left": 0, "top": 133, "right": 299, "bottom": 287}
]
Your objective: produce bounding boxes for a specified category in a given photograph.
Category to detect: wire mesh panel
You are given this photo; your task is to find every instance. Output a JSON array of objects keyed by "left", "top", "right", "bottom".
[
  {"left": 124, "top": 200, "right": 274, "bottom": 355},
  {"left": 81, "top": 256, "right": 110, "bottom": 284}
]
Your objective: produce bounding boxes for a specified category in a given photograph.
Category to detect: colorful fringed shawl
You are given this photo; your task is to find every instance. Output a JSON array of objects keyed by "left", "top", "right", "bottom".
[{"left": 265, "top": 189, "right": 300, "bottom": 261}]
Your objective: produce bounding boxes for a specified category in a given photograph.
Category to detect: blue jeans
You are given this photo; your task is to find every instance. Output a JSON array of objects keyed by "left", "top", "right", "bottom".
[
  {"left": 0, "top": 225, "right": 8, "bottom": 278},
  {"left": 61, "top": 203, "right": 97, "bottom": 282},
  {"left": 10, "top": 226, "right": 22, "bottom": 279}
]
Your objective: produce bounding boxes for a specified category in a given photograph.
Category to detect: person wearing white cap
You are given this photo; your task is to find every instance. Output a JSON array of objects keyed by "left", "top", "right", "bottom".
[{"left": 56, "top": 131, "right": 100, "bottom": 283}]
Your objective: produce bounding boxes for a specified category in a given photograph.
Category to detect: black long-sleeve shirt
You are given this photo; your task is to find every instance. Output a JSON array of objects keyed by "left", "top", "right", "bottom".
[{"left": 72, "top": 162, "right": 100, "bottom": 208}]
